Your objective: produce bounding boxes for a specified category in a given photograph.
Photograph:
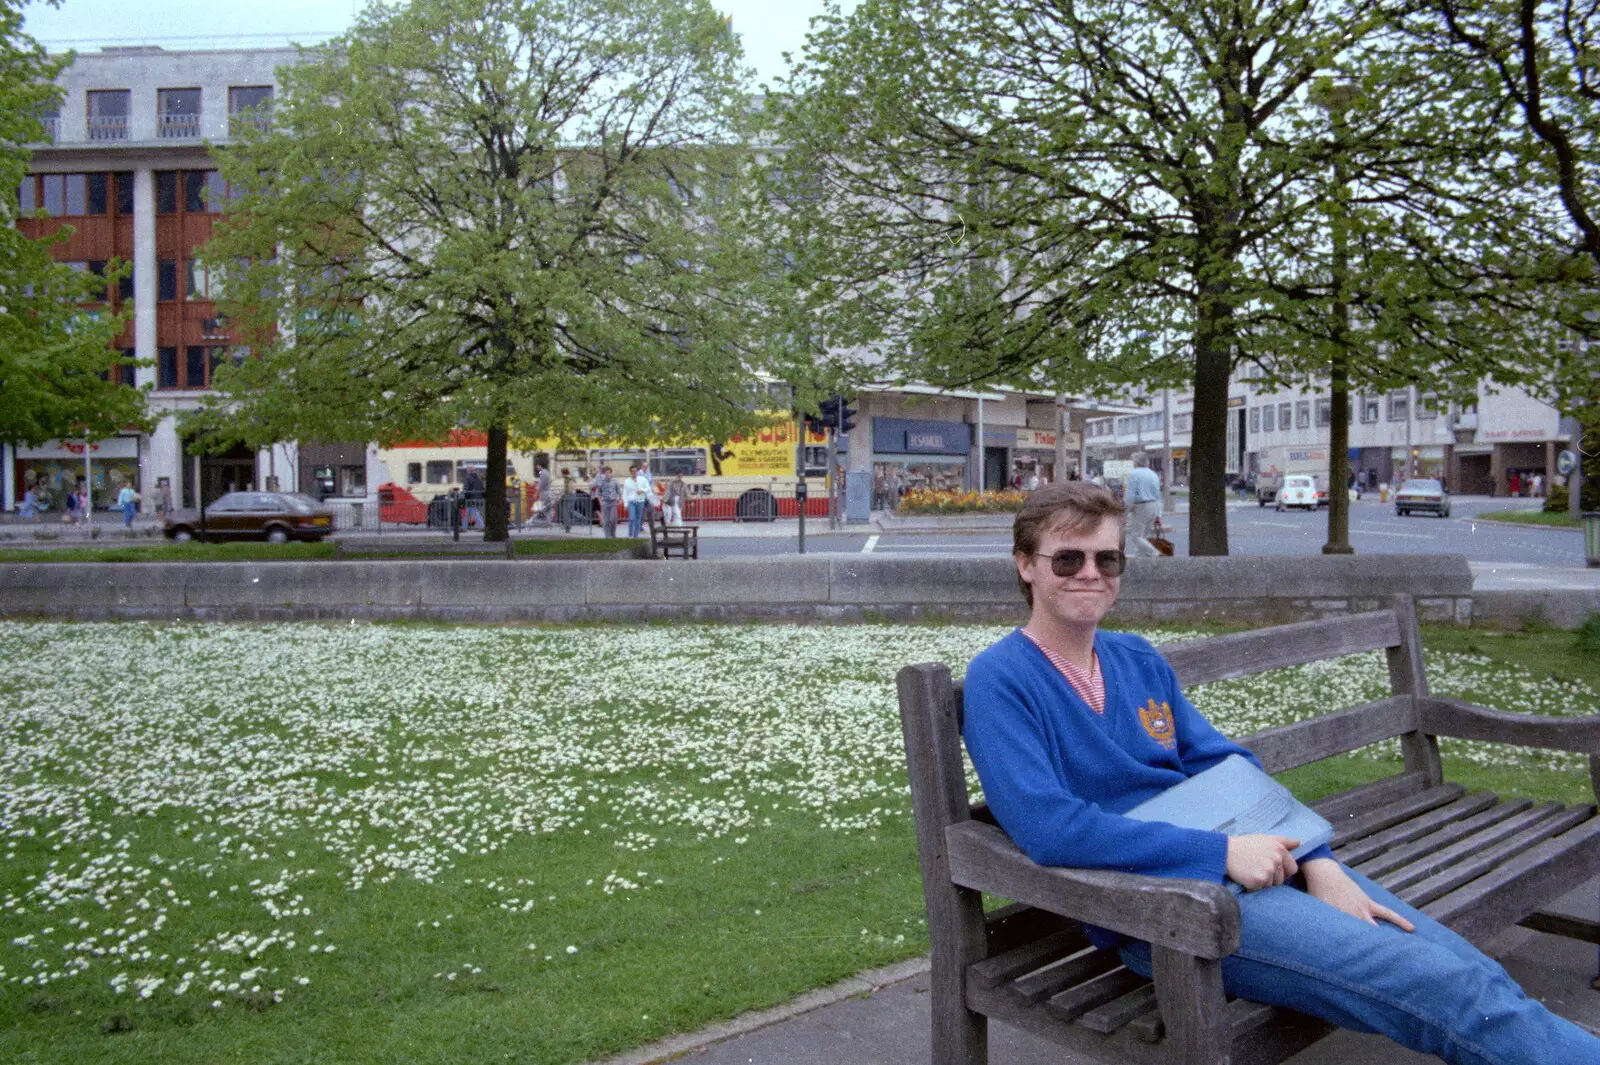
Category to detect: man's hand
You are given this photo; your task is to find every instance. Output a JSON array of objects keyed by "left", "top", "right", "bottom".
[
  {"left": 1302, "top": 858, "right": 1415, "bottom": 931},
  {"left": 1225, "top": 834, "right": 1299, "bottom": 890}
]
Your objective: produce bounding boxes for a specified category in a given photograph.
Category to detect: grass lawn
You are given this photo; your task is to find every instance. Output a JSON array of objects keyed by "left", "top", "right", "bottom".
[
  {"left": 1474, "top": 509, "right": 1583, "bottom": 528},
  {"left": 0, "top": 538, "right": 643, "bottom": 563},
  {"left": 1, "top": 621, "right": 1597, "bottom": 1065}
]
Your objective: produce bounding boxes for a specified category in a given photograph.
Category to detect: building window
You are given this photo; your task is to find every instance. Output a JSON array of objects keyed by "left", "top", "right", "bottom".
[
  {"left": 86, "top": 260, "right": 108, "bottom": 300},
  {"left": 1360, "top": 396, "right": 1380, "bottom": 423},
  {"left": 1387, "top": 390, "right": 1410, "bottom": 422},
  {"left": 1296, "top": 400, "right": 1311, "bottom": 429},
  {"left": 1277, "top": 402, "right": 1291, "bottom": 430},
  {"left": 158, "top": 88, "right": 202, "bottom": 139},
  {"left": 86, "top": 172, "right": 108, "bottom": 215},
  {"left": 1249, "top": 406, "right": 1260, "bottom": 434},
  {"left": 17, "top": 176, "right": 35, "bottom": 213},
  {"left": 425, "top": 460, "right": 452, "bottom": 484},
  {"left": 406, "top": 462, "right": 423, "bottom": 484},
  {"left": 185, "top": 346, "right": 207, "bottom": 388},
  {"left": 340, "top": 465, "right": 367, "bottom": 496},
  {"left": 115, "top": 171, "right": 134, "bottom": 215},
  {"left": 1417, "top": 393, "right": 1437, "bottom": 419},
  {"left": 184, "top": 170, "right": 227, "bottom": 212},
  {"left": 1172, "top": 413, "right": 1192, "bottom": 433},
  {"left": 156, "top": 171, "right": 177, "bottom": 214},
  {"left": 118, "top": 266, "right": 134, "bottom": 303},
  {"left": 116, "top": 348, "right": 136, "bottom": 387},
  {"left": 157, "top": 260, "right": 178, "bottom": 301},
  {"left": 158, "top": 346, "right": 179, "bottom": 388},
  {"left": 40, "top": 174, "right": 64, "bottom": 215},
  {"left": 1315, "top": 398, "right": 1331, "bottom": 427},
  {"left": 64, "top": 174, "right": 87, "bottom": 214},
  {"left": 86, "top": 89, "right": 130, "bottom": 140},
  {"left": 186, "top": 260, "right": 225, "bottom": 300},
  {"left": 1262, "top": 405, "right": 1276, "bottom": 432},
  {"left": 229, "top": 85, "right": 273, "bottom": 133}
]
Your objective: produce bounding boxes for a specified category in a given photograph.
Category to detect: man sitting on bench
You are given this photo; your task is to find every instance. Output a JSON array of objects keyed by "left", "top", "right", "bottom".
[{"left": 962, "top": 481, "right": 1600, "bottom": 1065}]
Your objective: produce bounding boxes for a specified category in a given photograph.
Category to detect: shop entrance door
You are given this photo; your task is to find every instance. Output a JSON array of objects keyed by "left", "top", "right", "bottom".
[{"left": 983, "top": 448, "right": 1008, "bottom": 492}]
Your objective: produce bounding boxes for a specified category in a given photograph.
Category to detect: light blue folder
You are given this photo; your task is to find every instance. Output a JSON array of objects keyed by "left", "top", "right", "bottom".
[{"left": 1122, "top": 754, "right": 1333, "bottom": 884}]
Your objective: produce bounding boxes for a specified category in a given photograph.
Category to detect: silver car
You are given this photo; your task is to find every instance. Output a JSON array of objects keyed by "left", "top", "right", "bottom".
[{"left": 1394, "top": 479, "right": 1450, "bottom": 518}]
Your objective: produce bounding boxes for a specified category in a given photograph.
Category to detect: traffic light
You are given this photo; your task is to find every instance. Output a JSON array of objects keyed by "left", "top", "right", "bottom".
[
  {"left": 817, "top": 396, "right": 841, "bottom": 432},
  {"left": 816, "top": 395, "right": 858, "bottom": 434},
  {"left": 802, "top": 409, "right": 827, "bottom": 436}
]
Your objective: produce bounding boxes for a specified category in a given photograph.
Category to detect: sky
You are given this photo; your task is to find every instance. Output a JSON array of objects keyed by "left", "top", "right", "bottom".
[{"left": 22, "top": 0, "right": 857, "bottom": 89}]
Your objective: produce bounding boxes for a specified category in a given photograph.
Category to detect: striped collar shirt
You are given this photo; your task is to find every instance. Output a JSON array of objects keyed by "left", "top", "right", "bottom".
[{"left": 1020, "top": 629, "right": 1107, "bottom": 714}]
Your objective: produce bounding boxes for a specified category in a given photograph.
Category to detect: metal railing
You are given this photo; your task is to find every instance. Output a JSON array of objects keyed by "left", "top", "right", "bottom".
[
  {"left": 158, "top": 113, "right": 202, "bottom": 139},
  {"left": 34, "top": 116, "right": 58, "bottom": 143},
  {"left": 228, "top": 111, "right": 271, "bottom": 135},
  {"left": 87, "top": 116, "right": 128, "bottom": 141}
]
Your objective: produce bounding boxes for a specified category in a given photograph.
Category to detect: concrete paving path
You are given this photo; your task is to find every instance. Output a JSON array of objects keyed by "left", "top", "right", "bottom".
[{"left": 595, "top": 882, "right": 1600, "bottom": 1065}]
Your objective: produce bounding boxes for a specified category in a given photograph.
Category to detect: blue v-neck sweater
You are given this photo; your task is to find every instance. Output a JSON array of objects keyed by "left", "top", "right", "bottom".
[{"left": 963, "top": 629, "right": 1331, "bottom": 887}]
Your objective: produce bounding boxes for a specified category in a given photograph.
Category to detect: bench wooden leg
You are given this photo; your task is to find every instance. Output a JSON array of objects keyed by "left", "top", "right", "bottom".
[
  {"left": 1152, "top": 946, "right": 1231, "bottom": 1065},
  {"left": 930, "top": 947, "right": 986, "bottom": 1065}
]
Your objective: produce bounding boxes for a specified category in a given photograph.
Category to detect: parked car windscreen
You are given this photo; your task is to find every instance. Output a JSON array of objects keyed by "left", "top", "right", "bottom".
[{"left": 1400, "top": 480, "right": 1442, "bottom": 493}]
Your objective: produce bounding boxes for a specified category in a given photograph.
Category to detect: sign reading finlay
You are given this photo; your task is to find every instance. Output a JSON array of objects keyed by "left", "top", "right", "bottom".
[{"left": 1015, "top": 428, "right": 1082, "bottom": 450}]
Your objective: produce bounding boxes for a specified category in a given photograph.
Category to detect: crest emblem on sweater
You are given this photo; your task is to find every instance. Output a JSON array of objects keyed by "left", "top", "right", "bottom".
[{"left": 1139, "top": 699, "right": 1177, "bottom": 749}]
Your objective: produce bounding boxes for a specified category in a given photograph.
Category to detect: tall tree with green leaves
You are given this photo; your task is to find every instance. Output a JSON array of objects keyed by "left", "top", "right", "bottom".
[
  {"left": 775, "top": 0, "right": 1564, "bottom": 553},
  {"left": 1, "top": 0, "right": 143, "bottom": 448},
  {"left": 199, "top": 0, "right": 794, "bottom": 539}
]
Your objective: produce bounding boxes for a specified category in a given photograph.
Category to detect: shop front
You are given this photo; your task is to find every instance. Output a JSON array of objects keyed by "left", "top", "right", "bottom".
[
  {"left": 872, "top": 417, "right": 971, "bottom": 507},
  {"left": 1390, "top": 445, "right": 1447, "bottom": 483},
  {"left": 13, "top": 437, "right": 140, "bottom": 512},
  {"left": 1011, "top": 427, "right": 1081, "bottom": 486}
]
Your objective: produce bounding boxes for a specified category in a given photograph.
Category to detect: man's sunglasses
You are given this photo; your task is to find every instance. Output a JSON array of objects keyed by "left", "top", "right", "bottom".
[{"left": 1033, "top": 549, "right": 1127, "bottom": 578}]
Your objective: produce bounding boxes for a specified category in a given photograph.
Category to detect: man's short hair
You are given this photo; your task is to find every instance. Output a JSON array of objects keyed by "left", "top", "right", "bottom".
[
  {"left": 1012, "top": 482, "right": 1126, "bottom": 608},
  {"left": 1133, "top": 454, "right": 1149, "bottom": 468}
]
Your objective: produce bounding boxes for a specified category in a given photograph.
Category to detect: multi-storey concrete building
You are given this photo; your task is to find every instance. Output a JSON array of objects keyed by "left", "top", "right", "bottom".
[
  {"left": 1085, "top": 372, "right": 1571, "bottom": 497},
  {"left": 2, "top": 45, "right": 388, "bottom": 516}
]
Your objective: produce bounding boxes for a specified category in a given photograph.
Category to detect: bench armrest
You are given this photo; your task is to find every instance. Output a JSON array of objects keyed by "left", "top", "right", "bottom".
[
  {"left": 945, "top": 820, "right": 1241, "bottom": 959},
  {"left": 1417, "top": 696, "right": 1600, "bottom": 753}
]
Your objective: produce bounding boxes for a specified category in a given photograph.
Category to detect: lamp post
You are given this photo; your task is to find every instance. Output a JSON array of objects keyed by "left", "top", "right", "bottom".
[{"left": 1313, "top": 79, "right": 1359, "bottom": 555}]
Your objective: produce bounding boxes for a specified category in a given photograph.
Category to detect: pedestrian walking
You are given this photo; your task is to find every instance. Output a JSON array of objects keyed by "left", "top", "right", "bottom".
[
  {"left": 462, "top": 468, "right": 485, "bottom": 528},
  {"left": 18, "top": 484, "right": 41, "bottom": 520},
  {"left": 592, "top": 466, "right": 621, "bottom": 538},
  {"left": 1509, "top": 470, "right": 1523, "bottom": 498},
  {"left": 116, "top": 483, "right": 139, "bottom": 528},
  {"left": 157, "top": 479, "right": 174, "bottom": 520},
  {"left": 663, "top": 475, "right": 687, "bottom": 526},
  {"left": 64, "top": 483, "right": 84, "bottom": 526},
  {"left": 1123, "top": 455, "right": 1163, "bottom": 557},
  {"left": 1532, "top": 473, "right": 1544, "bottom": 498},
  {"left": 623, "top": 464, "right": 650, "bottom": 538},
  {"left": 534, "top": 462, "right": 552, "bottom": 523}
]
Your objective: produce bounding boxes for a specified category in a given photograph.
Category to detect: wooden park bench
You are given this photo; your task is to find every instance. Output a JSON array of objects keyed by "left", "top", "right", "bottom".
[
  {"left": 645, "top": 511, "right": 699, "bottom": 560},
  {"left": 897, "top": 595, "right": 1600, "bottom": 1065}
]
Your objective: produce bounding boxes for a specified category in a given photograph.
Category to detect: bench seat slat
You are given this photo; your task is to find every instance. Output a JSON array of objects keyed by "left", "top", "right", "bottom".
[
  {"left": 1424, "top": 814, "right": 1600, "bottom": 943},
  {"left": 1007, "top": 947, "right": 1120, "bottom": 1004},
  {"left": 1333, "top": 792, "right": 1499, "bottom": 867},
  {"left": 1519, "top": 911, "right": 1600, "bottom": 944},
  {"left": 1394, "top": 806, "right": 1595, "bottom": 908},
  {"left": 1375, "top": 803, "right": 1559, "bottom": 891},
  {"left": 1044, "top": 966, "right": 1148, "bottom": 1023},
  {"left": 1349, "top": 800, "right": 1532, "bottom": 879},
  {"left": 1077, "top": 983, "right": 1159, "bottom": 1034},
  {"left": 1163, "top": 611, "right": 1402, "bottom": 688},
  {"left": 1328, "top": 784, "right": 1464, "bottom": 848},
  {"left": 969, "top": 927, "right": 1090, "bottom": 990},
  {"left": 1308, "top": 771, "right": 1429, "bottom": 823}
]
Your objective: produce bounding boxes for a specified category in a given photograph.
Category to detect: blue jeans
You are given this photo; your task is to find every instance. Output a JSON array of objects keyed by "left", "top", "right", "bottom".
[
  {"left": 1120, "top": 865, "right": 1600, "bottom": 1065},
  {"left": 122, "top": 501, "right": 136, "bottom": 526},
  {"left": 627, "top": 500, "right": 645, "bottom": 537}
]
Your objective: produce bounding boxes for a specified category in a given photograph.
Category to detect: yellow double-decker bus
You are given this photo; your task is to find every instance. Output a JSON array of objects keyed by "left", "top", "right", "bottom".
[{"left": 376, "top": 417, "right": 832, "bottom": 522}]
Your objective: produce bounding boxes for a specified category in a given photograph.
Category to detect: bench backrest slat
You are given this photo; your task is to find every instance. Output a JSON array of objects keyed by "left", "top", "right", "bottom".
[{"left": 1162, "top": 610, "right": 1403, "bottom": 689}]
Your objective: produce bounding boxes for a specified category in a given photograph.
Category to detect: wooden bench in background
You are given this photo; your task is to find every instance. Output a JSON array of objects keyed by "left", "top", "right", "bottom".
[
  {"left": 646, "top": 512, "right": 698, "bottom": 560},
  {"left": 898, "top": 595, "right": 1600, "bottom": 1065}
]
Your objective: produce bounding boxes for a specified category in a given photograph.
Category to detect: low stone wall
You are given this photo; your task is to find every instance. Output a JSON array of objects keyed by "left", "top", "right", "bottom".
[{"left": 1, "top": 553, "right": 1572, "bottom": 627}]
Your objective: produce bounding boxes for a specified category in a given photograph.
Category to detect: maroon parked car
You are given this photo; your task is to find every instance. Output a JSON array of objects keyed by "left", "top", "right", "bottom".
[{"left": 163, "top": 491, "right": 335, "bottom": 543}]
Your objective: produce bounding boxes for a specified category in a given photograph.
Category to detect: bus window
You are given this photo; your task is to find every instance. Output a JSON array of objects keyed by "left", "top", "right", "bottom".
[
  {"left": 802, "top": 445, "right": 828, "bottom": 478},
  {"left": 425, "top": 461, "right": 453, "bottom": 484},
  {"left": 554, "top": 450, "right": 589, "bottom": 477},
  {"left": 650, "top": 448, "right": 707, "bottom": 477},
  {"left": 406, "top": 462, "right": 423, "bottom": 484},
  {"left": 593, "top": 448, "right": 646, "bottom": 473}
]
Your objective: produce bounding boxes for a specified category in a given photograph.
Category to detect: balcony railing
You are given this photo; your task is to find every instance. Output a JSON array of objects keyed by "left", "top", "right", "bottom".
[
  {"left": 159, "top": 113, "right": 202, "bottom": 139},
  {"left": 33, "top": 116, "right": 59, "bottom": 143},
  {"left": 87, "top": 116, "right": 128, "bottom": 141},
  {"left": 228, "top": 110, "right": 271, "bottom": 135}
]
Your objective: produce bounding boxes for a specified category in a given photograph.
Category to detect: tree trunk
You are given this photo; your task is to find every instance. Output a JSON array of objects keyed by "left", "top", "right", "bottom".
[
  {"left": 1188, "top": 297, "right": 1233, "bottom": 556},
  {"left": 485, "top": 422, "right": 509, "bottom": 542}
]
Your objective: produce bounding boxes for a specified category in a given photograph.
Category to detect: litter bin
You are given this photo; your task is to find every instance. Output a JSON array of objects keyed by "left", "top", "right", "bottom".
[{"left": 1585, "top": 512, "right": 1600, "bottom": 568}]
